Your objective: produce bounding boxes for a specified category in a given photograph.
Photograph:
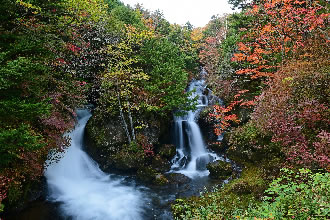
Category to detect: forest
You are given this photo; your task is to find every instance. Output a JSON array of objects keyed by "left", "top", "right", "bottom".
[{"left": 0, "top": 0, "right": 329, "bottom": 219}]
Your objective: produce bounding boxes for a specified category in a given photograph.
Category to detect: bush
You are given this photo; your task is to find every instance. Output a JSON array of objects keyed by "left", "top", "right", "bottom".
[{"left": 237, "top": 168, "right": 330, "bottom": 219}]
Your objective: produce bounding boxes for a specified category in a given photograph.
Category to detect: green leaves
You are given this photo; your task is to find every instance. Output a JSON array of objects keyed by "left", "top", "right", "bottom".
[
  {"left": 139, "top": 37, "right": 195, "bottom": 113},
  {"left": 240, "top": 168, "right": 330, "bottom": 219},
  {"left": 0, "top": 124, "right": 45, "bottom": 167}
]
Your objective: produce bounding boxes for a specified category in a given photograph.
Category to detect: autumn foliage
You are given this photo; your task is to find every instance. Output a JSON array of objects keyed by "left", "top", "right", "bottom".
[
  {"left": 204, "top": 0, "right": 329, "bottom": 169},
  {"left": 232, "top": 0, "right": 328, "bottom": 79}
]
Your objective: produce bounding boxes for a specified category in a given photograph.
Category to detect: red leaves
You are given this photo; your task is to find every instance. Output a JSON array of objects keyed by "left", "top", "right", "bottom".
[
  {"left": 209, "top": 89, "right": 255, "bottom": 135},
  {"left": 0, "top": 175, "right": 12, "bottom": 204},
  {"left": 233, "top": 0, "right": 327, "bottom": 79},
  {"left": 137, "top": 134, "right": 155, "bottom": 157},
  {"left": 251, "top": 52, "right": 330, "bottom": 168},
  {"left": 67, "top": 43, "right": 81, "bottom": 53}
]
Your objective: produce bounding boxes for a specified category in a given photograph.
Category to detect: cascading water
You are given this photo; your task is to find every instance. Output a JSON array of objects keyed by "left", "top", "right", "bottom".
[
  {"left": 45, "top": 109, "right": 146, "bottom": 220},
  {"left": 171, "top": 77, "right": 220, "bottom": 178}
]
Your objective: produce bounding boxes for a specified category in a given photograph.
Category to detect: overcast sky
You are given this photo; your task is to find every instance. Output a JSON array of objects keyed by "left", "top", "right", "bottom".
[{"left": 121, "top": 0, "right": 236, "bottom": 27}]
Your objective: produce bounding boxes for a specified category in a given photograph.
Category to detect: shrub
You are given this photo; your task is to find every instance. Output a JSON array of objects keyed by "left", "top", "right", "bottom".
[{"left": 237, "top": 168, "right": 330, "bottom": 219}]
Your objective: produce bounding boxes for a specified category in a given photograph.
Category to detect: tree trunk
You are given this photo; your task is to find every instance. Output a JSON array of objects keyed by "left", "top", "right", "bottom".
[{"left": 116, "top": 87, "right": 131, "bottom": 144}]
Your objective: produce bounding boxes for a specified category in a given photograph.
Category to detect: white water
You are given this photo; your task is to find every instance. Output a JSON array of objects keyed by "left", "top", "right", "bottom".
[
  {"left": 171, "top": 78, "right": 220, "bottom": 178},
  {"left": 45, "top": 109, "right": 145, "bottom": 220}
]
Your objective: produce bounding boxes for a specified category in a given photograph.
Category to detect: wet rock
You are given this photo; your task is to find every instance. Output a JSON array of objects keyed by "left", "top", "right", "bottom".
[
  {"left": 196, "top": 154, "right": 213, "bottom": 171},
  {"left": 198, "top": 107, "right": 218, "bottom": 143},
  {"left": 137, "top": 166, "right": 157, "bottom": 183},
  {"left": 157, "top": 144, "right": 176, "bottom": 160},
  {"left": 112, "top": 150, "right": 145, "bottom": 172},
  {"left": 151, "top": 155, "right": 171, "bottom": 173},
  {"left": 165, "top": 173, "right": 191, "bottom": 185},
  {"left": 84, "top": 109, "right": 173, "bottom": 176},
  {"left": 207, "top": 160, "right": 233, "bottom": 180},
  {"left": 154, "top": 174, "right": 169, "bottom": 186}
]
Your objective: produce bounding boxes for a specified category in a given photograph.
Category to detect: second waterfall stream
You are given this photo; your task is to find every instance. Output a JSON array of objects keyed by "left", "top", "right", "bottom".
[{"left": 171, "top": 78, "right": 220, "bottom": 178}]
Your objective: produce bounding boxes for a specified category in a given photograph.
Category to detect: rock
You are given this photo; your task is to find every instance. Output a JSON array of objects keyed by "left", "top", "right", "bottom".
[
  {"left": 84, "top": 109, "right": 174, "bottom": 176},
  {"left": 151, "top": 155, "right": 171, "bottom": 173},
  {"left": 198, "top": 107, "right": 218, "bottom": 143},
  {"left": 165, "top": 173, "right": 191, "bottom": 185},
  {"left": 196, "top": 154, "right": 213, "bottom": 171},
  {"left": 154, "top": 174, "right": 169, "bottom": 186},
  {"left": 207, "top": 160, "right": 233, "bottom": 180},
  {"left": 112, "top": 149, "right": 145, "bottom": 172},
  {"left": 157, "top": 144, "right": 176, "bottom": 160},
  {"left": 137, "top": 166, "right": 157, "bottom": 183}
]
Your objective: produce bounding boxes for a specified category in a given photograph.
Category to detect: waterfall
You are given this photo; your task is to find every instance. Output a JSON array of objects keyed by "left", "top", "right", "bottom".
[
  {"left": 171, "top": 78, "right": 220, "bottom": 178},
  {"left": 45, "top": 109, "right": 146, "bottom": 220}
]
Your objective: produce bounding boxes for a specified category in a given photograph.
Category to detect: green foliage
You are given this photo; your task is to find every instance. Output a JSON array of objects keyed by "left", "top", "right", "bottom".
[
  {"left": 228, "top": 121, "right": 282, "bottom": 164},
  {"left": 237, "top": 169, "right": 330, "bottom": 219},
  {"left": 139, "top": 37, "right": 195, "bottom": 113},
  {"left": 110, "top": 5, "right": 144, "bottom": 28},
  {"left": 0, "top": 125, "right": 45, "bottom": 167},
  {"left": 172, "top": 166, "right": 267, "bottom": 219},
  {"left": 228, "top": 0, "right": 252, "bottom": 10},
  {"left": 104, "top": 0, "right": 124, "bottom": 11}
]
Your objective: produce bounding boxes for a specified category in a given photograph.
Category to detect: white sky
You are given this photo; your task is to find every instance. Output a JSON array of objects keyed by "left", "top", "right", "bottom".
[{"left": 121, "top": 0, "right": 235, "bottom": 27}]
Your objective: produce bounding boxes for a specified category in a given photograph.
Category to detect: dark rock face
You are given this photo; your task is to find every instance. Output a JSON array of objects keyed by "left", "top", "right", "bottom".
[
  {"left": 84, "top": 110, "right": 175, "bottom": 184},
  {"left": 156, "top": 144, "right": 176, "bottom": 160},
  {"left": 164, "top": 173, "right": 191, "bottom": 186},
  {"left": 206, "top": 160, "right": 233, "bottom": 180},
  {"left": 151, "top": 156, "right": 171, "bottom": 173},
  {"left": 198, "top": 107, "right": 218, "bottom": 145}
]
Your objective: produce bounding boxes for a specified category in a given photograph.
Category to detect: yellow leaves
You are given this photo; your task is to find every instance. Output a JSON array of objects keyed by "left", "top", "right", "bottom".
[
  {"left": 60, "top": 0, "right": 108, "bottom": 24},
  {"left": 191, "top": 28, "right": 204, "bottom": 42},
  {"left": 125, "top": 25, "right": 155, "bottom": 45},
  {"left": 16, "top": 0, "right": 41, "bottom": 13}
]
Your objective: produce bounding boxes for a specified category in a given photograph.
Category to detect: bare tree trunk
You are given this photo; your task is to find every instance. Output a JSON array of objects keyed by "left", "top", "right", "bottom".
[
  {"left": 116, "top": 86, "right": 131, "bottom": 144},
  {"left": 126, "top": 99, "right": 136, "bottom": 141}
]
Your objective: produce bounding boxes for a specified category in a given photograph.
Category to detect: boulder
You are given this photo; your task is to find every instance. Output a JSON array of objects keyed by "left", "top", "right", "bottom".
[
  {"left": 84, "top": 109, "right": 173, "bottom": 176},
  {"left": 165, "top": 173, "right": 191, "bottom": 185},
  {"left": 154, "top": 174, "right": 169, "bottom": 186},
  {"left": 137, "top": 166, "right": 157, "bottom": 183},
  {"left": 112, "top": 149, "right": 145, "bottom": 172},
  {"left": 207, "top": 160, "right": 233, "bottom": 180},
  {"left": 157, "top": 144, "right": 176, "bottom": 160},
  {"left": 151, "top": 155, "right": 171, "bottom": 173}
]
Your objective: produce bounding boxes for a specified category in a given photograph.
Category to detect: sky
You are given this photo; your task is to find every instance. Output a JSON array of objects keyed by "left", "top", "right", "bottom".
[{"left": 120, "top": 0, "right": 236, "bottom": 28}]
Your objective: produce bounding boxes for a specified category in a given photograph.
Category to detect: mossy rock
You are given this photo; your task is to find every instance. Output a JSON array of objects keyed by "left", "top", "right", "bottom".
[
  {"left": 227, "top": 165, "right": 267, "bottom": 198},
  {"left": 171, "top": 165, "right": 269, "bottom": 219},
  {"left": 112, "top": 150, "right": 145, "bottom": 172},
  {"left": 207, "top": 160, "right": 233, "bottom": 180},
  {"left": 157, "top": 144, "right": 176, "bottom": 160},
  {"left": 226, "top": 122, "right": 282, "bottom": 165},
  {"left": 137, "top": 166, "right": 157, "bottom": 183},
  {"left": 153, "top": 174, "right": 169, "bottom": 186},
  {"left": 151, "top": 155, "right": 171, "bottom": 172},
  {"left": 165, "top": 173, "right": 191, "bottom": 185}
]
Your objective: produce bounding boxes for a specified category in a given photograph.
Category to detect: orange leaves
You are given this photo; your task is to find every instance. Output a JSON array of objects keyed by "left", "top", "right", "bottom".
[
  {"left": 240, "top": 100, "right": 256, "bottom": 107},
  {"left": 232, "top": 53, "right": 246, "bottom": 62},
  {"left": 238, "top": 42, "right": 250, "bottom": 52},
  {"left": 210, "top": 103, "right": 240, "bottom": 135},
  {"left": 233, "top": 0, "right": 327, "bottom": 79},
  {"left": 209, "top": 89, "right": 254, "bottom": 135}
]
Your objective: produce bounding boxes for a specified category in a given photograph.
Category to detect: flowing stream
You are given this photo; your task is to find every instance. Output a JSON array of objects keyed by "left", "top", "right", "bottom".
[
  {"left": 170, "top": 78, "right": 220, "bottom": 178},
  {"left": 44, "top": 109, "right": 146, "bottom": 220}
]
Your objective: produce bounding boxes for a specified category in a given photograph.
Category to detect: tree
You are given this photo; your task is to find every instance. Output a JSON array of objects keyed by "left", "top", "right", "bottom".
[
  {"left": 139, "top": 37, "right": 196, "bottom": 113},
  {"left": 232, "top": 0, "right": 328, "bottom": 79}
]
